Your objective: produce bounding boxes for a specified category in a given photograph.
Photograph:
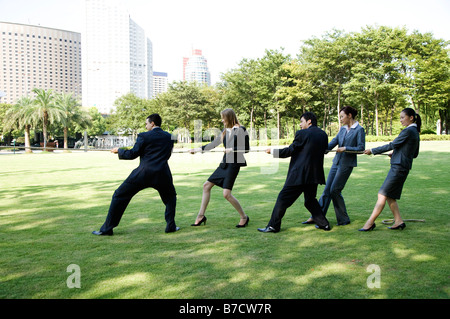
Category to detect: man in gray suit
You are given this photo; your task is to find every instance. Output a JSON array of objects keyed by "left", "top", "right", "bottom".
[{"left": 258, "top": 112, "right": 331, "bottom": 233}]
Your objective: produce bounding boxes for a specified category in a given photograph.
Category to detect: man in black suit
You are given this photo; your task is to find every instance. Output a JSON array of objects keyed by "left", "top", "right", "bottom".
[
  {"left": 258, "top": 112, "right": 331, "bottom": 233},
  {"left": 92, "top": 114, "right": 179, "bottom": 235}
]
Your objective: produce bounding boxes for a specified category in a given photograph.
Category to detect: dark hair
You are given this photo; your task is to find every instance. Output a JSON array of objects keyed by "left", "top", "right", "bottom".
[
  {"left": 402, "top": 108, "right": 421, "bottom": 133},
  {"left": 301, "top": 111, "right": 317, "bottom": 126},
  {"left": 147, "top": 113, "right": 162, "bottom": 127},
  {"left": 340, "top": 106, "right": 357, "bottom": 119}
]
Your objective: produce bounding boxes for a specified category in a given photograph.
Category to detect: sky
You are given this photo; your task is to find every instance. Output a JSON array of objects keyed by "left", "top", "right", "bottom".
[{"left": 1, "top": 0, "right": 449, "bottom": 84}]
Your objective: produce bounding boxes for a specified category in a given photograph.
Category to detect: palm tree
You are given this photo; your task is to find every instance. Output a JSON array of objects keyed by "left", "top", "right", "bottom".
[
  {"left": 4, "top": 97, "right": 36, "bottom": 153},
  {"left": 55, "top": 92, "right": 92, "bottom": 150},
  {"left": 32, "top": 88, "right": 65, "bottom": 150}
]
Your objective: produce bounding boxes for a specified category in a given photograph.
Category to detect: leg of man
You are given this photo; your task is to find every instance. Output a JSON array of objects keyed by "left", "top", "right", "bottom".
[
  {"left": 157, "top": 183, "right": 178, "bottom": 232},
  {"left": 100, "top": 181, "right": 144, "bottom": 233},
  {"left": 304, "top": 184, "right": 329, "bottom": 228},
  {"left": 268, "top": 185, "right": 303, "bottom": 231},
  {"left": 330, "top": 165, "right": 353, "bottom": 225}
]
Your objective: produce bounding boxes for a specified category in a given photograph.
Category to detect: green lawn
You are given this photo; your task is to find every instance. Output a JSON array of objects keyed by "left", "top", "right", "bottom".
[{"left": 0, "top": 141, "right": 449, "bottom": 299}]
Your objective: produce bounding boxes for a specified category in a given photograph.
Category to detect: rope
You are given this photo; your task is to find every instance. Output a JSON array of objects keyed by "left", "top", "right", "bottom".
[
  {"left": 327, "top": 150, "right": 391, "bottom": 156},
  {"left": 0, "top": 145, "right": 391, "bottom": 155}
]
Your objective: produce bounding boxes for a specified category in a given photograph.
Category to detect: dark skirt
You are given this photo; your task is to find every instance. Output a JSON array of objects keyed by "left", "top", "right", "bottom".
[
  {"left": 378, "top": 165, "right": 410, "bottom": 200},
  {"left": 208, "top": 164, "right": 241, "bottom": 190}
]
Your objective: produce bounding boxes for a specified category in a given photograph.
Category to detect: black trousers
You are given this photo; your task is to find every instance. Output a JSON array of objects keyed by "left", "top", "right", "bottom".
[
  {"left": 268, "top": 184, "right": 329, "bottom": 231},
  {"left": 100, "top": 179, "right": 177, "bottom": 233}
]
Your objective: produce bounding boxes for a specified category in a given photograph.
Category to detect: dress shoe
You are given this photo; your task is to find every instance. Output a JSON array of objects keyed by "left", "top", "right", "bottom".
[
  {"left": 236, "top": 216, "right": 249, "bottom": 228},
  {"left": 165, "top": 226, "right": 180, "bottom": 233},
  {"left": 337, "top": 221, "right": 351, "bottom": 226},
  {"left": 358, "top": 223, "right": 376, "bottom": 232},
  {"left": 302, "top": 219, "right": 315, "bottom": 224},
  {"left": 388, "top": 223, "right": 406, "bottom": 230},
  {"left": 191, "top": 215, "right": 207, "bottom": 226},
  {"left": 315, "top": 224, "right": 331, "bottom": 231},
  {"left": 257, "top": 226, "right": 279, "bottom": 233},
  {"left": 92, "top": 230, "right": 113, "bottom": 236}
]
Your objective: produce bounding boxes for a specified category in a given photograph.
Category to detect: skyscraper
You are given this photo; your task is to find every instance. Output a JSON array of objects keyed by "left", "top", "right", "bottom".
[
  {"left": 83, "top": 0, "right": 153, "bottom": 114},
  {"left": 0, "top": 22, "right": 82, "bottom": 105},
  {"left": 152, "top": 71, "right": 168, "bottom": 97},
  {"left": 183, "top": 49, "right": 211, "bottom": 86}
]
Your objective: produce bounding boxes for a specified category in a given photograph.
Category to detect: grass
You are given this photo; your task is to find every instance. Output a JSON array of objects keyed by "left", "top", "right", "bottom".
[{"left": 0, "top": 141, "right": 449, "bottom": 299}]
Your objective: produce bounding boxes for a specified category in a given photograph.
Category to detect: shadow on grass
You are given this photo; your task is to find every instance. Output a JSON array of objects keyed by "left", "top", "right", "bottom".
[{"left": 0, "top": 151, "right": 448, "bottom": 299}]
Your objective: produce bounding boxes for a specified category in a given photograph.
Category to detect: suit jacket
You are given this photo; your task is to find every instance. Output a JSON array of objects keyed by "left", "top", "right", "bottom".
[
  {"left": 372, "top": 125, "right": 420, "bottom": 170},
  {"left": 202, "top": 126, "right": 250, "bottom": 168},
  {"left": 118, "top": 127, "right": 175, "bottom": 187},
  {"left": 329, "top": 123, "right": 365, "bottom": 167},
  {"left": 274, "top": 126, "right": 328, "bottom": 186}
]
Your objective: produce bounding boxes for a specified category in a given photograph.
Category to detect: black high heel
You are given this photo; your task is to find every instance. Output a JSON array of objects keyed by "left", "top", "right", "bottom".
[
  {"left": 358, "top": 223, "right": 376, "bottom": 232},
  {"left": 388, "top": 223, "right": 406, "bottom": 230},
  {"left": 191, "top": 215, "right": 207, "bottom": 226},
  {"left": 236, "top": 216, "right": 249, "bottom": 228}
]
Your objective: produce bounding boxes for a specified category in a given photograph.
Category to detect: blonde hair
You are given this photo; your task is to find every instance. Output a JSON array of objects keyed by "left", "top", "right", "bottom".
[{"left": 221, "top": 108, "right": 240, "bottom": 140}]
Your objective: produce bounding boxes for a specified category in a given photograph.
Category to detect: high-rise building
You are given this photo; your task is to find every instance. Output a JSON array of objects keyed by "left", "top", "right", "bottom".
[
  {"left": 183, "top": 49, "right": 211, "bottom": 86},
  {"left": 0, "top": 22, "right": 82, "bottom": 104},
  {"left": 152, "top": 72, "right": 168, "bottom": 97},
  {"left": 83, "top": 0, "right": 153, "bottom": 114}
]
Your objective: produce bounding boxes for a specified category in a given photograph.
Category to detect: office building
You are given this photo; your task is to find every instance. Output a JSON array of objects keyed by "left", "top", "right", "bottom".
[
  {"left": 83, "top": 0, "right": 153, "bottom": 114},
  {"left": 152, "top": 71, "right": 168, "bottom": 97},
  {"left": 183, "top": 49, "right": 211, "bottom": 86},
  {"left": 0, "top": 21, "right": 82, "bottom": 104}
]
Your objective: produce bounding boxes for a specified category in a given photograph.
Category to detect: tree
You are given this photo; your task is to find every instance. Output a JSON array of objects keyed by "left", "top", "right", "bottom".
[
  {"left": 276, "top": 60, "right": 318, "bottom": 134},
  {"left": 55, "top": 92, "right": 92, "bottom": 150},
  {"left": 402, "top": 32, "right": 450, "bottom": 131},
  {"left": 111, "top": 93, "right": 149, "bottom": 139},
  {"left": 221, "top": 58, "right": 262, "bottom": 133},
  {"left": 158, "top": 81, "right": 213, "bottom": 132},
  {"left": 4, "top": 97, "right": 36, "bottom": 153},
  {"left": 255, "top": 49, "right": 291, "bottom": 137},
  {"left": 301, "top": 29, "right": 353, "bottom": 130},
  {"left": 85, "top": 107, "right": 107, "bottom": 137},
  {"left": 32, "top": 88, "right": 65, "bottom": 150},
  {"left": 344, "top": 26, "right": 407, "bottom": 135}
]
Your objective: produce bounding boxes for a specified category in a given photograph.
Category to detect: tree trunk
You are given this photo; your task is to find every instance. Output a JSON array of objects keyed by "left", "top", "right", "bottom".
[
  {"left": 360, "top": 104, "right": 364, "bottom": 128},
  {"left": 390, "top": 106, "right": 395, "bottom": 135},
  {"left": 64, "top": 127, "right": 69, "bottom": 150},
  {"left": 277, "top": 110, "right": 280, "bottom": 140},
  {"left": 337, "top": 89, "right": 341, "bottom": 130},
  {"left": 264, "top": 110, "right": 267, "bottom": 130},
  {"left": 292, "top": 116, "right": 295, "bottom": 136},
  {"left": 375, "top": 96, "right": 379, "bottom": 136},
  {"left": 250, "top": 107, "right": 254, "bottom": 132},
  {"left": 43, "top": 124, "right": 48, "bottom": 151},
  {"left": 25, "top": 125, "right": 32, "bottom": 153}
]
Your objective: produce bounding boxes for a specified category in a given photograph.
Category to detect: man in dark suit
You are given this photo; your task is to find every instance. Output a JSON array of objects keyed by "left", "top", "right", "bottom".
[
  {"left": 258, "top": 112, "right": 331, "bottom": 233},
  {"left": 92, "top": 114, "right": 179, "bottom": 235}
]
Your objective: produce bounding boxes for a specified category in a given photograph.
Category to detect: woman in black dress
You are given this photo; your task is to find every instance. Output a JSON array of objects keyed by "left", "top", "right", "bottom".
[
  {"left": 190, "top": 108, "right": 250, "bottom": 228},
  {"left": 359, "top": 108, "right": 421, "bottom": 231}
]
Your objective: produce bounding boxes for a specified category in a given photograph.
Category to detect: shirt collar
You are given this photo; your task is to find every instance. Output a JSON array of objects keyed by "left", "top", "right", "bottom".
[{"left": 343, "top": 121, "right": 359, "bottom": 130}]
